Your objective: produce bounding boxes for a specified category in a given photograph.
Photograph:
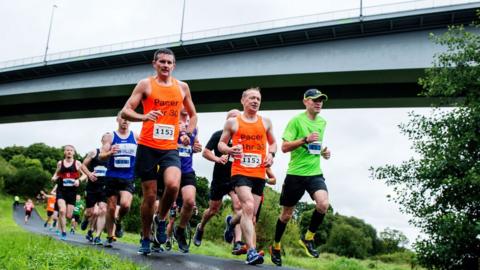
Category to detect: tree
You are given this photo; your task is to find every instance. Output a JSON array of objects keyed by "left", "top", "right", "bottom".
[
  {"left": 379, "top": 228, "right": 408, "bottom": 254},
  {"left": 323, "top": 223, "right": 372, "bottom": 259},
  {"left": 0, "top": 145, "right": 25, "bottom": 161},
  {"left": 0, "top": 157, "right": 16, "bottom": 192},
  {"left": 372, "top": 16, "right": 480, "bottom": 269}
]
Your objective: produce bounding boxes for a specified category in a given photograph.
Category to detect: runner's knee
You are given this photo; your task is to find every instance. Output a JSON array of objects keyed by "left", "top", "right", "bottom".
[{"left": 316, "top": 200, "right": 329, "bottom": 214}]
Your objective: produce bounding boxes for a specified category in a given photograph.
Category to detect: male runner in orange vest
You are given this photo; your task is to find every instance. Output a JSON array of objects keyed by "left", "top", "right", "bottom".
[
  {"left": 218, "top": 87, "right": 276, "bottom": 265},
  {"left": 121, "top": 48, "right": 197, "bottom": 255}
]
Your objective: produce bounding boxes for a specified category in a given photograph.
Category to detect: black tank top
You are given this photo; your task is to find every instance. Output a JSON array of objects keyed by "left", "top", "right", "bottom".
[{"left": 86, "top": 149, "right": 107, "bottom": 191}]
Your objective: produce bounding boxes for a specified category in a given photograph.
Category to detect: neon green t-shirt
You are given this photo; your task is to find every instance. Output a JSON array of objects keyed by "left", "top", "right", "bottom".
[{"left": 282, "top": 111, "right": 326, "bottom": 176}]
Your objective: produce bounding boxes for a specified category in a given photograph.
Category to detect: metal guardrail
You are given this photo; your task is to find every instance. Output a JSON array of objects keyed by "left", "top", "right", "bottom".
[{"left": 0, "top": 0, "right": 477, "bottom": 70}]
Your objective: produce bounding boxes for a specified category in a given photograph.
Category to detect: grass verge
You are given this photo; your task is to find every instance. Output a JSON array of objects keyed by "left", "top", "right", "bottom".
[{"left": 0, "top": 195, "right": 144, "bottom": 270}]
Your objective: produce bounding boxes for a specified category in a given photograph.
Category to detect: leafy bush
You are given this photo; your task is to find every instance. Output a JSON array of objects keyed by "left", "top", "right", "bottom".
[{"left": 323, "top": 223, "right": 372, "bottom": 259}]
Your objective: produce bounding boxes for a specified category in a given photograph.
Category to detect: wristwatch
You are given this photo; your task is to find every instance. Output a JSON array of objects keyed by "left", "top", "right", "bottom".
[
  {"left": 303, "top": 137, "right": 308, "bottom": 144},
  {"left": 269, "top": 152, "right": 276, "bottom": 158}
]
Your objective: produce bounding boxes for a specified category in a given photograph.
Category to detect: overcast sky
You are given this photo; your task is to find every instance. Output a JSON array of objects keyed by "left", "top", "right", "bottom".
[{"left": 0, "top": 0, "right": 460, "bottom": 246}]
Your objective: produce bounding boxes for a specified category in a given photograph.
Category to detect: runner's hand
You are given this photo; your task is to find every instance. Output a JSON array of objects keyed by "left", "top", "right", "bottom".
[
  {"left": 263, "top": 154, "right": 274, "bottom": 167},
  {"left": 111, "top": 144, "right": 120, "bottom": 155},
  {"left": 74, "top": 179, "right": 80, "bottom": 187},
  {"left": 193, "top": 142, "right": 202, "bottom": 153},
  {"left": 321, "top": 147, "right": 331, "bottom": 160},
  {"left": 143, "top": 110, "right": 163, "bottom": 121},
  {"left": 306, "top": 132, "right": 319, "bottom": 143},
  {"left": 181, "top": 134, "right": 191, "bottom": 145},
  {"left": 217, "top": 154, "right": 228, "bottom": 164},
  {"left": 88, "top": 172, "right": 97, "bottom": 182}
]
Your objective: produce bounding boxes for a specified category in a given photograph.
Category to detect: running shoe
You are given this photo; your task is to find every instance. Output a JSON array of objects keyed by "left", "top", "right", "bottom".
[
  {"left": 153, "top": 216, "right": 167, "bottom": 244},
  {"left": 93, "top": 237, "right": 103, "bottom": 245},
  {"left": 80, "top": 218, "right": 89, "bottom": 231},
  {"left": 223, "top": 215, "right": 234, "bottom": 243},
  {"left": 138, "top": 238, "right": 151, "bottom": 255},
  {"left": 44, "top": 222, "right": 48, "bottom": 228},
  {"left": 152, "top": 242, "right": 164, "bottom": 253},
  {"left": 174, "top": 226, "right": 189, "bottom": 253},
  {"left": 193, "top": 224, "right": 203, "bottom": 247},
  {"left": 70, "top": 228, "right": 75, "bottom": 235},
  {"left": 86, "top": 229, "right": 94, "bottom": 242},
  {"left": 104, "top": 237, "right": 114, "bottom": 248},
  {"left": 245, "top": 248, "right": 264, "bottom": 265},
  {"left": 298, "top": 236, "right": 319, "bottom": 258},
  {"left": 165, "top": 238, "right": 172, "bottom": 251},
  {"left": 60, "top": 232, "right": 67, "bottom": 241},
  {"left": 232, "top": 241, "right": 247, "bottom": 255},
  {"left": 115, "top": 219, "right": 124, "bottom": 238},
  {"left": 269, "top": 246, "right": 282, "bottom": 266}
]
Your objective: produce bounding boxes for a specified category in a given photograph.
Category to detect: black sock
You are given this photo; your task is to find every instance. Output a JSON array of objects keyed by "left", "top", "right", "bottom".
[
  {"left": 308, "top": 210, "right": 325, "bottom": 233},
  {"left": 274, "top": 219, "right": 287, "bottom": 243}
]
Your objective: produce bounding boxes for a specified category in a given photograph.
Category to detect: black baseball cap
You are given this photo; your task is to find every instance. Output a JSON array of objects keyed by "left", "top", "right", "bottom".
[{"left": 303, "top": 88, "right": 328, "bottom": 101}]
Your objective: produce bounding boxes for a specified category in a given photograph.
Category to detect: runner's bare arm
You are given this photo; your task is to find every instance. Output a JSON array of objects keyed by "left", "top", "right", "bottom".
[
  {"left": 121, "top": 79, "right": 162, "bottom": 122},
  {"left": 193, "top": 133, "right": 202, "bottom": 153},
  {"left": 218, "top": 118, "right": 238, "bottom": 155},
  {"left": 99, "top": 133, "right": 114, "bottom": 161},
  {"left": 75, "top": 160, "right": 85, "bottom": 183},
  {"left": 51, "top": 161, "right": 61, "bottom": 181},
  {"left": 263, "top": 117, "right": 277, "bottom": 167},
  {"left": 180, "top": 81, "right": 198, "bottom": 135},
  {"left": 81, "top": 150, "right": 97, "bottom": 181}
]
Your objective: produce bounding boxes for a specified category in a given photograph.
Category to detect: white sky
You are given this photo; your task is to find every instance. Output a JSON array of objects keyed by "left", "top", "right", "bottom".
[{"left": 0, "top": 0, "right": 455, "bottom": 246}]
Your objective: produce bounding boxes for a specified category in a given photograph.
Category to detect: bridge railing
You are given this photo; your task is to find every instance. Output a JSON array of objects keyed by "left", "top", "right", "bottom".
[{"left": 0, "top": 0, "right": 477, "bottom": 70}]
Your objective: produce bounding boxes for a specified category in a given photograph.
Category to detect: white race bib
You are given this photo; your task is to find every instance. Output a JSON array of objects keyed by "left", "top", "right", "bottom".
[
  {"left": 63, "top": 178, "right": 75, "bottom": 187},
  {"left": 240, "top": 153, "right": 262, "bottom": 168},
  {"left": 308, "top": 141, "right": 322, "bottom": 155},
  {"left": 93, "top": 165, "right": 107, "bottom": 177},
  {"left": 114, "top": 156, "right": 131, "bottom": 168},
  {"left": 153, "top": 124, "right": 175, "bottom": 140},
  {"left": 178, "top": 144, "right": 192, "bottom": 157}
]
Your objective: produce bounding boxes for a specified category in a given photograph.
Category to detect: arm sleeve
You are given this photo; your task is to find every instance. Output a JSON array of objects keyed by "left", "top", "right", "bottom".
[
  {"left": 205, "top": 132, "right": 220, "bottom": 150},
  {"left": 282, "top": 118, "right": 298, "bottom": 142}
]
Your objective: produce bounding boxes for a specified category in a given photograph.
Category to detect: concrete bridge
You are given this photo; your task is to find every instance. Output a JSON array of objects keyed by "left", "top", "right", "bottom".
[{"left": 0, "top": 1, "right": 479, "bottom": 123}]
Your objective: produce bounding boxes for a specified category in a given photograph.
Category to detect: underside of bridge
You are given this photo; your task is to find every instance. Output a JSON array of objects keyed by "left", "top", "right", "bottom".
[{"left": 0, "top": 69, "right": 432, "bottom": 123}]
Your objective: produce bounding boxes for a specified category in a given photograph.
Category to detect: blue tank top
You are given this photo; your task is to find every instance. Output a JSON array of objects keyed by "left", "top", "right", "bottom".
[
  {"left": 106, "top": 131, "right": 137, "bottom": 180},
  {"left": 178, "top": 128, "right": 197, "bottom": 174}
]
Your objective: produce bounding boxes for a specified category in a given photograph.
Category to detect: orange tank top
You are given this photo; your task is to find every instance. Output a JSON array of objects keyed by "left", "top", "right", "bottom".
[
  {"left": 231, "top": 115, "right": 267, "bottom": 179},
  {"left": 138, "top": 77, "right": 183, "bottom": 150},
  {"left": 47, "top": 196, "right": 56, "bottom": 212}
]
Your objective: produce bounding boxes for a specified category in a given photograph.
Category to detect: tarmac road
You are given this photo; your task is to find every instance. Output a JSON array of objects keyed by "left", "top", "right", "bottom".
[{"left": 13, "top": 204, "right": 298, "bottom": 269}]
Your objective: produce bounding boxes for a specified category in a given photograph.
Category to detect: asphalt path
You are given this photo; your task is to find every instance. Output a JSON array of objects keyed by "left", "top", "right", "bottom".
[{"left": 13, "top": 205, "right": 298, "bottom": 269}]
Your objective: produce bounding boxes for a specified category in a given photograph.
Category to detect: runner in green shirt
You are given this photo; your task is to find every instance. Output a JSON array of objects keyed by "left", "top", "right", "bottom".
[
  {"left": 71, "top": 194, "right": 85, "bottom": 234},
  {"left": 270, "top": 89, "right": 331, "bottom": 266}
]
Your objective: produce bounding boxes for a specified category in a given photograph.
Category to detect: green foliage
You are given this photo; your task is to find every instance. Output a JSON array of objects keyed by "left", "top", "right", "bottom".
[
  {"left": 0, "top": 157, "right": 16, "bottom": 192},
  {"left": 0, "top": 145, "right": 26, "bottom": 161},
  {"left": 123, "top": 194, "right": 142, "bottom": 233},
  {"left": 373, "top": 16, "right": 480, "bottom": 269},
  {"left": 379, "top": 228, "right": 408, "bottom": 254},
  {"left": 24, "top": 143, "right": 64, "bottom": 173},
  {"left": 372, "top": 251, "right": 417, "bottom": 265},
  {"left": 323, "top": 223, "right": 372, "bottom": 259},
  {"left": 4, "top": 155, "right": 51, "bottom": 197}
]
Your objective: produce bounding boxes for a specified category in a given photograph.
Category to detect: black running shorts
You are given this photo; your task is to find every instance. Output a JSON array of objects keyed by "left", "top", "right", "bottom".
[{"left": 279, "top": 174, "right": 328, "bottom": 207}]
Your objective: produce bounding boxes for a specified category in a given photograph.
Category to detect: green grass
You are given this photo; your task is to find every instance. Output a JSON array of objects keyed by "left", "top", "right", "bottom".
[
  {"left": 0, "top": 195, "right": 144, "bottom": 270},
  {"left": 34, "top": 200, "right": 419, "bottom": 270}
]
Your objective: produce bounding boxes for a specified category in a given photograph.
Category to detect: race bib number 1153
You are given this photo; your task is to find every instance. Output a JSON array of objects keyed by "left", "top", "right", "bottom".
[{"left": 153, "top": 124, "right": 175, "bottom": 140}]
